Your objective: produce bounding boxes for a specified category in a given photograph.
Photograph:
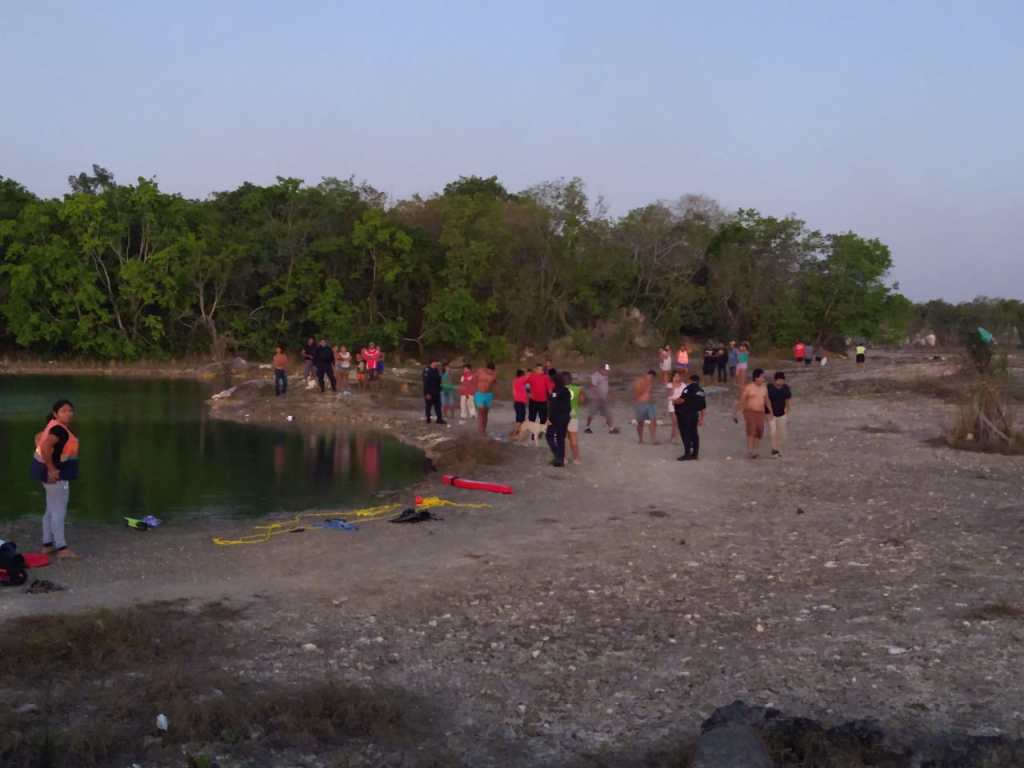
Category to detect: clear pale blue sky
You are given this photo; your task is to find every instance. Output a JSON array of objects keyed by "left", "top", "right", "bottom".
[{"left": 3, "top": 1, "right": 1021, "bottom": 301}]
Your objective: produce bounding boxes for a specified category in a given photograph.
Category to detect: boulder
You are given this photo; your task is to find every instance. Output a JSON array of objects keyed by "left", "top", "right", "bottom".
[{"left": 693, "top": 724, "right": 774, "bottom": 768}]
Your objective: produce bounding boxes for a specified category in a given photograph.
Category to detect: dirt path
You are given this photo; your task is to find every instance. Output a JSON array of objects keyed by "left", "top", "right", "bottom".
[{"left": 2, "top": 355, "right": 1023, "bottom": 765}]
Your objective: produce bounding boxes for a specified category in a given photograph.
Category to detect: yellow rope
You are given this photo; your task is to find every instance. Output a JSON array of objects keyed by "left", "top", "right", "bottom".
[{"left": 211, "top": 496, "right": 490, "bottom": 546}]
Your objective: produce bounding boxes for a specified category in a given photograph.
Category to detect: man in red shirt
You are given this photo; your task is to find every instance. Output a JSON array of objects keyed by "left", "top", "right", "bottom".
[
  {"left": 793, "top": 341, "right": 805, "bottom": 363},
  {"left": 527, "top": 363, "right": 552, "bottom": 423}
]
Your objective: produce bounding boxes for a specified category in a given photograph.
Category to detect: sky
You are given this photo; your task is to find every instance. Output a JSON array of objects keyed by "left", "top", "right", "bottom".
[{"left": 2, "top": 1, "right": 1021, "bottom": 301}]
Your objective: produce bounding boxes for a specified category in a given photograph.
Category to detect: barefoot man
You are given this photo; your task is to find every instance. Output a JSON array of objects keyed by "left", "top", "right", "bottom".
[
  {"left": 633, "top": 369, "right": 658, "bottom": 444},
  {"left": 734, "top": 367, "right": 771, "bottom": 459},
  {"left": 475, "top": 361, "right": 498, "bottom": 435}
]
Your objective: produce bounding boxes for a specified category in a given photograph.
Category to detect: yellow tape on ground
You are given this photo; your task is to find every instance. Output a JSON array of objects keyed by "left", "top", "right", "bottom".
[{"left": 211, "top": 496, "right": 490, "bottom": 546}]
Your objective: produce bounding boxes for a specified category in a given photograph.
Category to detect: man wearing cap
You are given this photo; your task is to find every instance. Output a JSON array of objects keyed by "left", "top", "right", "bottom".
[{"left": 583, "top": 364, "right": 619, "bottom": 434}]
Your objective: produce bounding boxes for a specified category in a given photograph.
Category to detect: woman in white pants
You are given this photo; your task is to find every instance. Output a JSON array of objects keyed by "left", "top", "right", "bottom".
[{"left": 30, "top": 399, "right": 80, "bottom": 558}]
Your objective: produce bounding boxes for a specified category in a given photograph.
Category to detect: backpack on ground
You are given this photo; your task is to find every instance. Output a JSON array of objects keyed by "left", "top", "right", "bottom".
[{"left": 0, "top": 541, "right": 28, "bottom": 587}]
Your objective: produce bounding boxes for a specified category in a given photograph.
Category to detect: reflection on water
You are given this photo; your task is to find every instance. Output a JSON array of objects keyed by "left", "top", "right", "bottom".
[{"left": 0, "top": 375, "right": 424, "bottom": 522}]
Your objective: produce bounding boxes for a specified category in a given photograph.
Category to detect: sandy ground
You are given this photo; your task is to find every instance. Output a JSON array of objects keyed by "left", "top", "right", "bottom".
[{"left": 2, "top": 352, "right": 1023, "bottom": 765}]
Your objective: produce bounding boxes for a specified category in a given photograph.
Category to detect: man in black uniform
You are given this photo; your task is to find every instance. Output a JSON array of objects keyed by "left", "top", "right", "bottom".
[
  {"left": 674, "top": 374, "right": 706, "bottom": 461},
  {"left": 422, "top": 359, "right": 445, "bottom": 424},
  {"left": 545, "top": 372, "right": 572, "bottom": 467},
  {"left": 314, "top": 339, "right": 336, "bottom": 392}
]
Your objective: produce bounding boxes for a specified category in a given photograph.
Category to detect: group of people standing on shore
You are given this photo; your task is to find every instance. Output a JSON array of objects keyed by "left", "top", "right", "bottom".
[{"left": 271, "top": 338, "right": 386, "bottom": 396}]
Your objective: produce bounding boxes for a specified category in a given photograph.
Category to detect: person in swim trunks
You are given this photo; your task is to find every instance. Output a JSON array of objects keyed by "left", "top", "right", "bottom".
[
  {"left": 633, "top": 369, "right": 659, "bottom": 444},
  {"left": 734, "top": 367, "right": 771, "bottom": 459},
  {"left": 474, "top": 362, "right": 497, "bottom": 435}
]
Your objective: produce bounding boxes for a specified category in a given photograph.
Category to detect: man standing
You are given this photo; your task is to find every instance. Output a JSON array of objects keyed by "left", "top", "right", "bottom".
[
  {"left": 767, "top": 371, "right": 791, "bottom": 457},
  {"left": 422, "top": 360, "right": 445, "bottom": 424},
  {"left": 584, "top": 364, "right": 618, "bottom": 434},
  {"left": 716, "top": 345, "right": 728, "bottom": 383},
  {"left": 272, "top": 345, "right": 289, "bottom": 397},
  {"left": 633, "top": 370, "right": 658, "bottom": 444},
  {"left": 727, "top": 341, "right": 738, "bottom": 380},
  {"left": 511, "top": 368, "right": 529, "bottom": 438},
  {"left": 855, "top": 343, "right": 867, "bottom": 368},
  {"left": 734, "top": 367, "right": 771, "bottom": 459},
  {"left": 474, "top": 362, "right": 497, "bottom": 435},
  {"left": 674, "top": 374, "right": 706, "bottom": 461},
  {"left": 302, "top": 337, "right": 317, "bottom": 380},
  {"left": 793, "top": 340, "right": 805, "bottom": 364},
  {"left": 314, "top": 339, "right": 337, "bottom": 393},
  {"left": 527, "top": 363, "right": 552, "bottom": 424},
  {"left": 546, "top": 372, "right": 572, "bottom": 467},
  {"left": 564, "top": 372, "right": 584, "bottom": 464},
  {"left": 803, "top": 342, "right": 814, "bottom": 367},
  {"left": 459, "top": 364, "right": 477, "bottom": 421}
]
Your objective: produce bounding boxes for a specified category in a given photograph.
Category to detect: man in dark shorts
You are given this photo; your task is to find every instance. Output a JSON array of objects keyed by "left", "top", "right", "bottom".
[
  {"left": 767, "top": 371, "right": 791, "bottom": 457},
  {"left": 527, "top": 363, "right": 552, "bottom": 424}
]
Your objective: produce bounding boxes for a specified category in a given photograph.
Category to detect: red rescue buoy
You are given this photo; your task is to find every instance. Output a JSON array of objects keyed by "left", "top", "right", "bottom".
[
  {"left": 441, "top": 474, "right": 514, "bottom": 495},
  {"left": 24, "top": 552, "right": 50, "bottom": 568}
]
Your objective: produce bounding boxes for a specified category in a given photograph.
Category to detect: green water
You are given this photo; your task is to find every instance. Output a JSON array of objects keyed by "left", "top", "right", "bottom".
[{"left": 0, "top": 375, "right": 424, "bottom": 522}]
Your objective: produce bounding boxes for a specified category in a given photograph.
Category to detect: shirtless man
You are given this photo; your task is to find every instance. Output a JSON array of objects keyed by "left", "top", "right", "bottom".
[
  {"left": 733, "top": 367, "right": 772, "bottom": 459},
  {"left": 633, "top": 369, "right": 658, "bottom": 444},
  {"left": 474, "top": 362, "right": 498, "bottom": 435}
]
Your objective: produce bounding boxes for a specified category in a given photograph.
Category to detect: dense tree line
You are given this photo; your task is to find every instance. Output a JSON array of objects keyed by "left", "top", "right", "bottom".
[
  {"left": 0, "top": 167, "right": 938, "bottom": 360},
  {"left": 909, "top": 298, "right": 1024, "bottom": 347}
]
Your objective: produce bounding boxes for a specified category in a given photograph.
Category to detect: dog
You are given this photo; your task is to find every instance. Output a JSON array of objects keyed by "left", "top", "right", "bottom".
[{"left": 512, "top": 419, "right": 547, "bottom": 447}]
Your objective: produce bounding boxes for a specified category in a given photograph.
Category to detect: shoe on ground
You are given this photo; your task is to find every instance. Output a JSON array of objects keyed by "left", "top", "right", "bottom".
[
  {"left": 550, "top": 460, "right": 564, "bottom": 467},
  {"left": 437, "top": 420, "right": 447, "bottom": 425},
  {"left": 609, "top": 427, "right": 620, "bottom": 434},
  {"left": 584, "top": 428, "right": 593, "bottom": 434},
  {"left": 677, "top": 455, "right": 689, "bottom": 461},
  {"left": 771, "top": 449, "right": 780, "bottom": 457},
  {"left": 56, "top": 548, "right": 78, "bottom": 559}
]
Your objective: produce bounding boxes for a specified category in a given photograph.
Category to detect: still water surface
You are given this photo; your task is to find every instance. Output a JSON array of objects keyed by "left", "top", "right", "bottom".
[{"left": 0, "top": 375, "right": 424, "bottom": 522}]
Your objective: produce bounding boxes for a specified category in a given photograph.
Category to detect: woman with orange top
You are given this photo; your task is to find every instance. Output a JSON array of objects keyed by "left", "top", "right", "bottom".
[{"left": 30, "top": 399, "right": 80, "bottom": 558}]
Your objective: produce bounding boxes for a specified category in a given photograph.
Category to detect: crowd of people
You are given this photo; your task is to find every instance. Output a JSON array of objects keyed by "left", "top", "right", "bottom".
[
  {"left": 271, "top": 339, "right": 389, "bottom": 396},
  {"left": 418, "top": 337, "right": 867, "bottom": 468},
  {"left": 267, "top": 334, "right": 867, "bottom": 470}
]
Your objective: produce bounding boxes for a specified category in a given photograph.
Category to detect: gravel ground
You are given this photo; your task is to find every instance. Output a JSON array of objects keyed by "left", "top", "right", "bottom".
[{"left": 2, "top": 352, "right": 1022, "bottom": 766}]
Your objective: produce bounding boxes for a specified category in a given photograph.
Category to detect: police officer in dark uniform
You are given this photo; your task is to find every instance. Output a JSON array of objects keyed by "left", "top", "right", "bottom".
[
  {"left": 422, "top": 360, "right": 445, "bottom": 424},
  {"left": 675, "top": 374, "right": 706, "bottom": 461},
  {"left": 313, "top": 338, "right": 337, "bottom": 392},
  {"left": 546, "top": 372, "right": 572, "bottom": 467}
]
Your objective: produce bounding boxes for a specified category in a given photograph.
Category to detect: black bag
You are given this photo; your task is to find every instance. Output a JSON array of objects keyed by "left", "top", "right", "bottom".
[{"left": 0, "top": 541, "right": 28, "bottom": 586}]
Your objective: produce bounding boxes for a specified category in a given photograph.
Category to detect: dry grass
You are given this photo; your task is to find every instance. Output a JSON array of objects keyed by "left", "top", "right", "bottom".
[
  {"left": 0, "top": 602, "right": 436, "bottom": 768},
  {"left": 450, "top": 432, "right": 508, "bottom": 468},
  {"left": 946, "top": 376, "right": 1024, "bottom": 455}
]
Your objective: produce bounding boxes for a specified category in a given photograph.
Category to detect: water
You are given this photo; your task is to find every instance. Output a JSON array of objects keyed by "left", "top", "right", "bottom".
[{"left": 0, "top": 375, "right": 424, "bottom": 522}]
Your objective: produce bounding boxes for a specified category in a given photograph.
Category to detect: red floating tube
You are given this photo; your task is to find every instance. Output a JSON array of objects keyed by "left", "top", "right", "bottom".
[
  {"left": 24, "top": 552, "right": 50, "bottom": 568},
  {"left": 441, "top": 474, "right": 514, "bottom": 495}
]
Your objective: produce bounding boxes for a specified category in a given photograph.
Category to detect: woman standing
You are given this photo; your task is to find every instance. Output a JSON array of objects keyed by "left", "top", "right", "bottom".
[
  {"left": 658, "top": 346, "right": 673, "bottom": 383},
  {"left": 676, "top": 343, "right": 689, "bottom": 373},
  {"left": 736, "top": 343, "right": 751, "bottom": 387},
  {"left": 440, "top": 364, "right": 458, "bottom": 422},
  {"left": 30, "top": 399, "right": 80, "bottom": 558}
]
